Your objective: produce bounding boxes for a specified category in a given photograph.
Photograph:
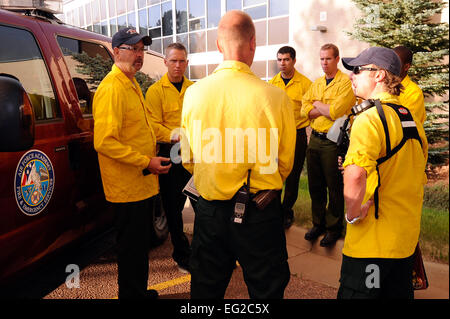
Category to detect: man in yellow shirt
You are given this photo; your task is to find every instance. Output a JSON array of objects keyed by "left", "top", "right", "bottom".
[
  {"left": 302, "top": 43, "right": 356, "bottom": 246},
  {"left": 269, "top": 46, "right": 312, "bottom": 229},
  {"left": 394, "top": 45, "right": 426, "bottom": 126},
  {"left": 145, "top": 43, "right": 194, "bottom": 273},
  {"left": 340, "top": 47, "right": 428, "bottom": 299},
  {"left": 181, "top": 10, "right": 296, "bottom": 299},
  {"left": 93, "top": 28, "right": 170, "bottom": 299}
]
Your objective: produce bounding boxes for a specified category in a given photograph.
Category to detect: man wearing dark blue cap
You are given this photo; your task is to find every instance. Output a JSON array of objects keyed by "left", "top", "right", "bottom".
[
  {"left": 93, "top": 28, "right": 170, "bottom": 299},
  {"left": 338, "top": 47, "right": 428, "bottom": 299}
]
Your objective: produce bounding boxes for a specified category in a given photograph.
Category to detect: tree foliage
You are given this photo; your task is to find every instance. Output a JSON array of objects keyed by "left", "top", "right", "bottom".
[
  {"left": 347, "top": 0, "right": 449, "bottom": 165},
  {"left": 71, "top": 52, "right": 156, "bottom": 94}
]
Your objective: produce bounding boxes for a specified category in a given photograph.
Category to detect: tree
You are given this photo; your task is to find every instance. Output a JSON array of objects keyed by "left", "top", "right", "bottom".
[
  {"left": 71, "top": 52, "right": 156, "bottom": 94},
  {"left": 347, "top": 0, "right": 449, "bottom": 165}
]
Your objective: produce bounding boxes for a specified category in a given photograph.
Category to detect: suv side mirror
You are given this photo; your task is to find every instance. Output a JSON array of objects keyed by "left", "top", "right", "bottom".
[{"left": 0, "top": 75, "right": 35, "bottom": 151}]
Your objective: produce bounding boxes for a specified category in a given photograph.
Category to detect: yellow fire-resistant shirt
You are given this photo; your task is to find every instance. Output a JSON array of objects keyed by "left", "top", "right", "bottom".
[
  {"left": 181, "top": 60, "right": 296, "bottom": 201},
  {"left": 302, "top": 69, "right": 356, "bottom": 133},
  {"left": 93, "top": 64, "right": 158, "bottom": 203},
  {"left": 398, "top": 75, "right": 426, "bottom": 126},
  {"left": 343, "top": 92, "right": 428, "bottom": 259},
  {"left": 145, "top": 73, "right": 194, "bottom": 143},
  {"left": 269, "top": 70, "right": 312, "bottom": 129}
]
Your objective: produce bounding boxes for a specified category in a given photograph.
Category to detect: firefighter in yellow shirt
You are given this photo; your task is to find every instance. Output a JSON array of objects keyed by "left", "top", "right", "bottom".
[
  {"left": 302, "top": 43, "right": 356, "bottom": 247},
  {"left": 145, "top": 43, "right": 194, "bottom": 273},
  {"left": 340, "top": 47, "right": 427, "bottom": 299},
  {"left": 394, "top": 46, "right": 426, "bottom": 126},
  {"left": 93, "top": 28, "right": 170, "bottom": 299},
  {"left": 269, "top": 46, "right": 312, "bottom": 229},
  {"left": 181, "top": 10, "right": 296, "bottom": 299}
]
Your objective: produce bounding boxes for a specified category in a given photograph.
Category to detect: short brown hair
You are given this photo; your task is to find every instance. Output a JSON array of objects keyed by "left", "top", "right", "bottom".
[
  {"left": 320, "top": 43, "right": 339, "bottom": 58},
  {"left": 165, "top": 42, "right": 187, "bottom": 57}
]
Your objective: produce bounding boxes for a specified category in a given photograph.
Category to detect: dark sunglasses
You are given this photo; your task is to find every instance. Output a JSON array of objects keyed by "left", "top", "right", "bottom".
[{"left": 353, "top": 66, "right": 379, "bottom": 74}]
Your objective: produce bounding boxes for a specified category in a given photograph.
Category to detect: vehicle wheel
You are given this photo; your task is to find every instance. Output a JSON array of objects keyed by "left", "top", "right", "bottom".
[{"left": 149, "top": 194, "right": 169, "bottom": 248}]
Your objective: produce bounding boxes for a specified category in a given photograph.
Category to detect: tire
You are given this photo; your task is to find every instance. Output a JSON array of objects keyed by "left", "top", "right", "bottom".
[{"left": 149, "top": 194, "right": 169, "bottom": 248}]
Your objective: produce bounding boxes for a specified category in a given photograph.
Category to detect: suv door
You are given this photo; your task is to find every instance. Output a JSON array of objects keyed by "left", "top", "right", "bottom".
[
  {"left": 0, "top": 20, "right": 83, "bottom": 281},
  {"left": 54, "top": 34, "right": 114, "bottom": 234}
]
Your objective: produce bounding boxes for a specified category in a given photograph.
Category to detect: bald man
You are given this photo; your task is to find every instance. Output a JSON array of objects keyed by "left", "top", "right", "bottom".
[
  {"left": 181, "top": 10, "right": 295, "bottom": 299},
  {"left": 393, "top": 46, "right": 426, "bottom": 126}
]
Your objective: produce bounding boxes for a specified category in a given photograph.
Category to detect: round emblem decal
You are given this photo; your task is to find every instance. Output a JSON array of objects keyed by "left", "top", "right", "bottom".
[
  {"left": 14, "top": 150, "right": 55, "bottom": 216},
  {"left": 399, "top": 107, "right": 408, "bottom": 115}
]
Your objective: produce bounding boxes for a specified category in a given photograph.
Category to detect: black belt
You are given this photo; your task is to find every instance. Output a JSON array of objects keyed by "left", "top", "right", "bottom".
[{"left": 311, "top": 129, "right": 328, "bottom": 140}]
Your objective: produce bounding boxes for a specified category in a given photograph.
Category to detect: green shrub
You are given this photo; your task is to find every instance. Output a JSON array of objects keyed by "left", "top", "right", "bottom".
[{"left": 423, "top": 183, "right": 449, "bottom": 211}]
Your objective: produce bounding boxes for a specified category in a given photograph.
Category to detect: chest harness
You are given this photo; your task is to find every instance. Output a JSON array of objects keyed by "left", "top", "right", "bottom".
[{"left": 372, "top": 100, "right": 423, "bottom": 219}]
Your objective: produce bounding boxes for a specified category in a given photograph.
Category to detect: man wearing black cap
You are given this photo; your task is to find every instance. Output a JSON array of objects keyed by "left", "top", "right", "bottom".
[
  {"left": 93, "top": 27, "right": 171, "bottom": 299},
  {"left": 338, "top": 47, "right": 428, "bottom": 299}
]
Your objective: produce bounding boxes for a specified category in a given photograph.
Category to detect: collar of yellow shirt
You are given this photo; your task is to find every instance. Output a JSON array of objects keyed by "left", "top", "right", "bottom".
[{"left": 213, "top": 60, "right": 255, "bottom": 76}]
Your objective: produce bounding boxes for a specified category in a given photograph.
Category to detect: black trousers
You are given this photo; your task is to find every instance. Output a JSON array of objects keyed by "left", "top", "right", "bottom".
[
  {"left": 113, "top": 196, "right": 154, "bottom": 299},
  {"left": 282, "top": 128, "right": 307, "bottom": 213},
  {"left": 190, "top": 195, "right": 290, "bottom": 299},
  {"left": 338, "top": 254, "right": 415, "bottom": 299},
  {"left": 306, "top": 135, "right": 344, "bottom": 233},
  {"left": 158, "top": 143, "right": 192, "bottom": 263}
]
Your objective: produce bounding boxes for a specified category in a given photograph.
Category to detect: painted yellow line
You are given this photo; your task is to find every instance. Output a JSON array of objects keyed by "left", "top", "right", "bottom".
[
  {"left": 148, "top": 274, "right": 191, "bottom": 291},
  {"left": 112, "top": 274, "right": 191, "bottom": 299}
]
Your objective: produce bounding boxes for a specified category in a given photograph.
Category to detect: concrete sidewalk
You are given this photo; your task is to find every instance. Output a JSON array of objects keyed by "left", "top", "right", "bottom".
[
  {"left": 285, "top": 226, "right": 449, "bottom": 299},
  {"left": 182, "top": 203, "right": 449, "bottom": 299}
]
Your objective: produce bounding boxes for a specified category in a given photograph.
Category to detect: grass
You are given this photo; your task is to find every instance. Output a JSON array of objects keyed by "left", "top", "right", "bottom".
[{"left": 291, "top": 174, "right": 449, "bottom": 264}]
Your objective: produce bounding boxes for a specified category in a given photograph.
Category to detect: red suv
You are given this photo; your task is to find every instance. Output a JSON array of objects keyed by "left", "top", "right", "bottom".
[{"left": 0, "top": 6, "right": 167, "bottom": 283}]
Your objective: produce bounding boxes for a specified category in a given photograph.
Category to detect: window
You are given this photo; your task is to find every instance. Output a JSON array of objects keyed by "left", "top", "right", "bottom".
[
  {"left": 268, "top": 17, "right": 289, "bottom": 45},
  {"left": 189, "top": 0, "right": 205, "bottom": 31},
  {"left": 139, "top": 9, "right": 148, "bottom": 35},
  {"left": 150, "top": 38, "right": 162, "bottom": 53},
  {"left": 244, "top": 0, "right": 265, "bottom": 5},
  {"left": 162, "top": 1, "right": 173, "bottom": 35},
  {"left": 56, "top": 36, "right": 113, "bottom": 116},
  {"left": 227, "top": 0, "right": 241, "bottom": 11},
  {"left": 175, "top": 0, "right": 188, "bottom": 33},
  {"left": 269, "top": 0, "right": 288, "bottom": 17},
  {"left": 109, "top": 0, "right": 116, "bottom": 17},
  {"left": 190, "top": 65, "right": 206, "bottom": 79},
  {"left": 110, "top": 17, "right": 118, "bottom": 34},
  {"left": 85, "top": 3, "right": 92, "bottom": 25},
  {"left": 244, "top": 5, "right": 266, "bottom": 20},
  {"left": 117, "top": 14, "right": 127, "bottom": 30},
  {"left": 99, "top": 0, "right": 107, "bottom": 20},
  {"left": 207, "top": 0, "right": 221, "bottom": 28},
  {"left": 116, "top": 0, "right": 126, "bottom": 15},
  {"left": 254, "top": 20, "right": 266, "bottom": 46},
  {"left": 101, "top": 21, "right": 108, "bottom": 35},
  {"left": 148, "top": 5, "right": 161, "bottom": 31},
  {"left": 127, "top": 0, "right": 135, "bottom": 12},
  {"left": 92, "top": 0, "right": 101, "bottom": 23},
  {"left": 0, "top": 25, "right": 60, "bottom": 121},
  {"left": 250, "top": 60, "right": 266, "bottom": 78},
  {"left": 176, "top": 0, "right": 188, "bottom": 33},
  {"left": 127, "top": 12, "right": 137, "bottom": 28},
  {"left": 189, "top": 31, "right": 206, "bottom": 53},
  {"left": 207, "top": 29, "right": 218, "bottom": 51}
]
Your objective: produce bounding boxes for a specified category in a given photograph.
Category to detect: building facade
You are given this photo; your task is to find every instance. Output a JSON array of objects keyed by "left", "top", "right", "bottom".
[{"left": 59, "top": 0, "right": 448, "bottom": 82}]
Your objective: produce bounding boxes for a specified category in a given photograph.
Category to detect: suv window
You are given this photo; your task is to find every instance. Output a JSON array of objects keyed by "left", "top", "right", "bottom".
[
  {"left": 0, "top": 24, "right": 60, "bottom": 121},
  {"left": 57, "top": 36, "right": 113, "bottom": 115}
]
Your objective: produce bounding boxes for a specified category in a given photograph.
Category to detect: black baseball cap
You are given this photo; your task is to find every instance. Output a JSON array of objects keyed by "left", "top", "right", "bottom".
[
  {"left": 342, "top": 47, "right": 401, "bottom": 76},
  {"left": 112, "top": 27, "right": 152, "bottom": 48}
]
